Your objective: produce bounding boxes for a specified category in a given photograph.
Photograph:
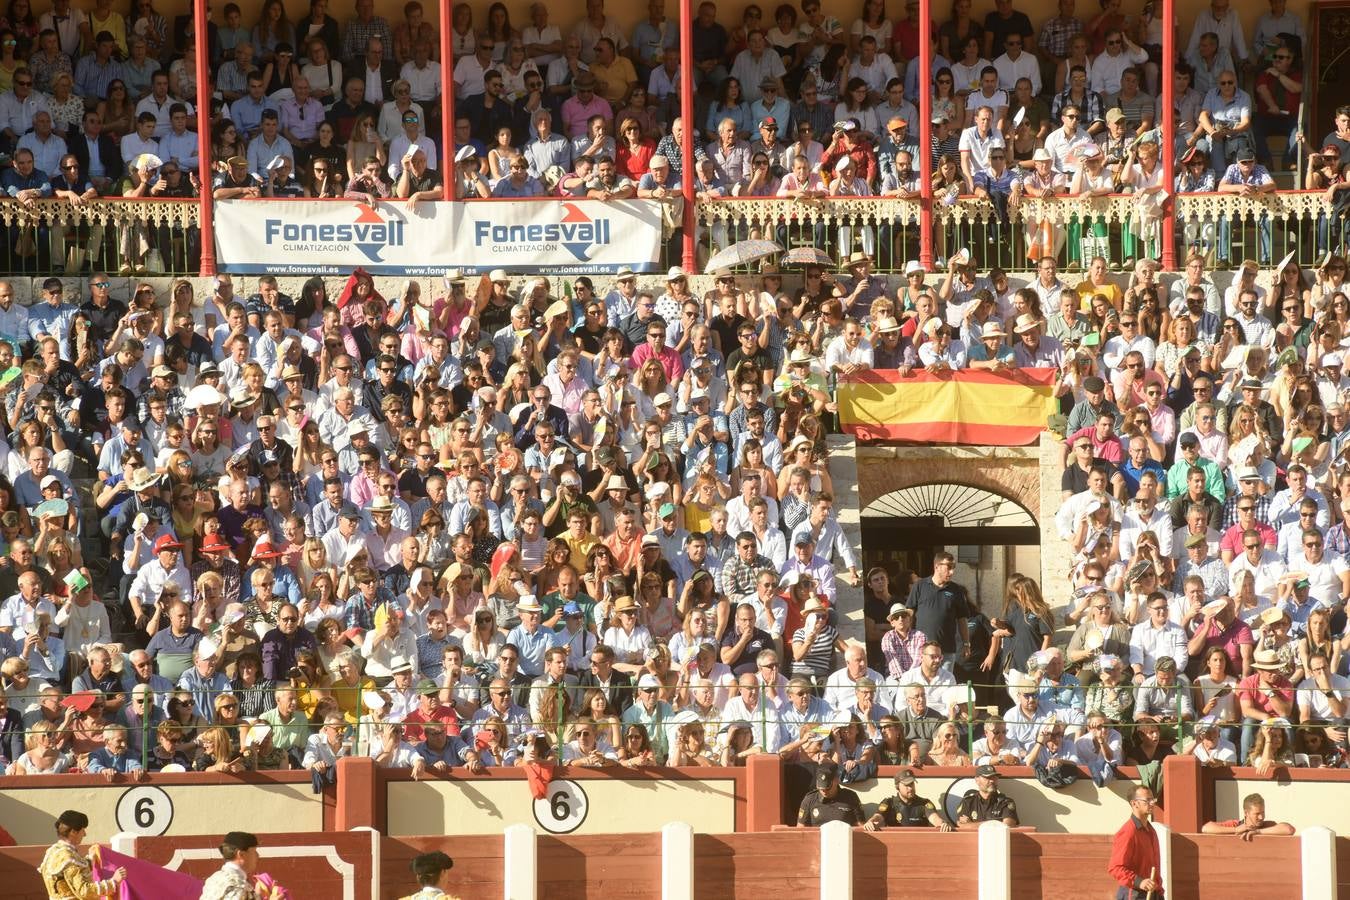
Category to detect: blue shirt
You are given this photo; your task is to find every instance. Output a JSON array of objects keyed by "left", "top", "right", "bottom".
[
  {"left": 26, "top": 300, "right": 75, "bottom": 357},
  {"left": 177, "top": 668, "right": 231, "bottom": 723},
  {"left": 86, "top": 747, "right": 144, "bottom": 774},
  {"left": 230, "top": 94, "right": 276, "bottom": 138},
  {"left": 2, "top": 165, "right": 51, "bottom": 198},
  {"left": 491, "top": 175, "right": 544, "bottom": 197},
  {"left": 506, "top": 624, "right": 554, "bottom": 678},
  {"left": 1120, "top": 458, "right": 1167, "bottom": 496}
]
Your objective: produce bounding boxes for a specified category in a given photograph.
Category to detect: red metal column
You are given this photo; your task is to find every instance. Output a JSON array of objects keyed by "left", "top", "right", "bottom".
[
  {"left": 439, "top": 0, "right": 455, "bottom": 200},
  {"left": 917, "top": 0, "right": 933, "bottom": 270},
  {"left": 679, "top": 0, "right": 696, "bottom": 271},
  {"left": 1159, "top": 0, "right": 1175, "bottom": 268},
  {"left": 193, "top": 0, "right": 215, "bottom": 274}
]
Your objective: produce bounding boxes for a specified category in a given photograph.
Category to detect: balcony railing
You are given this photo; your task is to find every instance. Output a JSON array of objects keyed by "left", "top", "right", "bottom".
[
  {"left": 0, "top": 191, "right": 1342, "bottom": 277},
  {"left": 696, "top": 190, "right": 1347, "bottom": 274},
  {"left": 0, "top": 197, "right": 199, "bottom": 275}
]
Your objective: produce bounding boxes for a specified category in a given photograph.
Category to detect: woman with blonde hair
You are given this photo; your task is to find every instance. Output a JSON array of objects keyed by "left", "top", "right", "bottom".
[
  {"left": 462, "top": 607, "right": 502, "bottom": 666},
  {"left": 296, "top": 537, "right": 336, "bottom": 589},
  {"left": 193, "top": 725, "right": 243, "bottom": 773},
  {"left": 987, "top": 575, "right": 1054, "bottom": 677},
  {"left": 474, "top": 715, "right": 517, "bottom": 766},
  {"left": 922, "top": 721, "right": 970, "bottom": 767},
  {"left": 8, "top": 720, "right": 69, "bottom": 774},
  {"left": 632, "top": 357, "right": 669, "bottom": 421}
]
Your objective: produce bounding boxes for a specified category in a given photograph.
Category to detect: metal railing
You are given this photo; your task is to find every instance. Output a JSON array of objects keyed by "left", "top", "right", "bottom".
[
  {"left": 8, "top": 191, "right": 1344, "bottom": 277},
  {"left": 694, "top": 192, "right": 1350, "bottom": 274},
  {"left": 0, "top": 197, "right": 200, "bottom": 275}
]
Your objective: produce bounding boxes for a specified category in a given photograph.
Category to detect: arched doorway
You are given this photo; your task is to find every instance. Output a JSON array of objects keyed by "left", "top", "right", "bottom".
[{"left": 861, "top": 482, "right": 1040, "bottom": 591}]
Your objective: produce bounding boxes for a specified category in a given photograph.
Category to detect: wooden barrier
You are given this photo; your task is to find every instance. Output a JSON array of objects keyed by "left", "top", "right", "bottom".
[
  {"left": 0, "top": 824, "right": 1337, "bottom": 899},
  {"left": 122, "top": 829, "right": 380, "bottom": 900},
  {"left": 0, "top": 771, "right": 333, "bottom": 843}
]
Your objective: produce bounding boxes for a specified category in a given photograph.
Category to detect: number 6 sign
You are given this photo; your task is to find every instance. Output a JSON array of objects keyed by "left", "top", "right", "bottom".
[
  {"left": 115, "top": 785, "right": 174, "bottom": 836},
  {"left": 532, "top": 779, "right": 589, "bottom": 834}
]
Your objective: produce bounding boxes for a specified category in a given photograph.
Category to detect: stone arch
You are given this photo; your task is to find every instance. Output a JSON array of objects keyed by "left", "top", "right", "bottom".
[{"left": 862, "top": 483, "right": 1036, "bottom": 530}]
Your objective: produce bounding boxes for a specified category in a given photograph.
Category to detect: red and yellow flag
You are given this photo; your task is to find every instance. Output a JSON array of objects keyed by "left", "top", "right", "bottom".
[{"left": 837, "top": 368, "right": 1057, "bottom": 445}]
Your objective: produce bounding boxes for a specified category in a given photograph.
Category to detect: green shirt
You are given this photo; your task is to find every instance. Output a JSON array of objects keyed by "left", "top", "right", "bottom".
[
  {"left": 259, "top": 707, "right": 313, "bottom": 754},
  {"left": 1164, "top": 456, "right": 1226, "bottom": 502},
  {"left": 540, "top": 590, "right": 596, "bottom": 633}
]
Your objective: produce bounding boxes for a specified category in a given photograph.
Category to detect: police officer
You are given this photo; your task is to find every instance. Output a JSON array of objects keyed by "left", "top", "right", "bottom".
[
  {"left": 864, "top": 771, "right": 953, "bottom": 831},
  {"left": 796, "top": 761, "right": 865, "bottom": 827},
  {"left": 955, "top": 764, "right": 1020, "bottom": 828}
]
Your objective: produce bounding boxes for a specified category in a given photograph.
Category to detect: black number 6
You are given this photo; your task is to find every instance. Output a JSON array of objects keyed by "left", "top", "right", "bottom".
[
  {"left": 550, "top": 791, "right": 570, "bottom": 820},
  {"left": 134, "top": 797, "right": 155, "bottom": 828}
]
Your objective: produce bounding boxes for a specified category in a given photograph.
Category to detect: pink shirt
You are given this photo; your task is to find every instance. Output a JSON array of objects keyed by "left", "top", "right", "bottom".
[
  {"left": 629, "top": 343, "right": 685, "bottom": 383},
  {"left": 1067, "top": 425, "right": 1124, "bottom": 464},
  {"left": 562, "top": 94, "right": 614, "bottom": 138}
]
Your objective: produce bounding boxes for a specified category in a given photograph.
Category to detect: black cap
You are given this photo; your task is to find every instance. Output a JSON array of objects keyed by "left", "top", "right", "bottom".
[
  {"left": 220, "top": 831, "right": 259, "bottom": 857},
  {"left": 976, "top": 764, "right": 999, "bottom": 778},
  {"left": 56, "top": 810, "right": 89, "bottom": 832},
  {"left": 412, "top": 851, "right": 454, "bottom": 879},
  {"left": 815, "top": 762, "right": 840, "bottom": 789},
  {"left": 339, "top": 503, "right": 362, "bottom": 519},
  {"left": 895, "top": 771, "right": 917, "bottom": 785},
  {"left": 1082, "top": 375, "right": 1105, "bottom": 393}
]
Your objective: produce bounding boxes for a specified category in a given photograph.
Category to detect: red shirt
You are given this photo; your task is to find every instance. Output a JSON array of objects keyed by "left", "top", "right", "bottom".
[
  {"left": 1255, "top": 70, "right": 1301, "bottom": 117},
  {"left": 1219, "top": 523, "right": 1277, "bottom": 557},
  {"left": 401, "top": 704, "right": 460, "bottom": 741},
  {"left": 1237, "top": 673, "right": 1294, "bottom": 716},
  {"left": 1108, "top": 815, "right": 1162, "bottom": 892}
]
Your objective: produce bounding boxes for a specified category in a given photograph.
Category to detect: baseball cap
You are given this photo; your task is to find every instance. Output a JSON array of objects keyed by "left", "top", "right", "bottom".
[
  {"left": 815, "top": 762, "right": 841, "bottom": 788},
  {"left": 976, "top": 764, "right": 999, "bottom": 778},
  {"left": 1082, "top": 375, "right": 1105, "bottom": 393}
]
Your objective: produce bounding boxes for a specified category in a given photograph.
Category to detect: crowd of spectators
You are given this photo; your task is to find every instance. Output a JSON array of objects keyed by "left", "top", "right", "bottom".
[
  {"left": 0, "top": 0, "right": 1342, "bottom": 793},
  {"left": 0, "top": 261, "right": 894, "bottom": 779},
  {"left": 0, "top": 0, "right": 1333, "bottom": 272}
]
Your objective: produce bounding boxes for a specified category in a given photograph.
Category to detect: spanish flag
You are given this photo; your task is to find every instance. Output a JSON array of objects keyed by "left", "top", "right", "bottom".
[{"left": 838, "top": 368, "right": 1057, "bottom": 445}]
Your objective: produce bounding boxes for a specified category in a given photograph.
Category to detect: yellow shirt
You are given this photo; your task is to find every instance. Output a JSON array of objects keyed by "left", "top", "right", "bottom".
[
  {"left": 683, "top": 501, "right": 714, "bottom": 535},
  {"left": 590, "top": 57, "right": 637, "bottom": 104},
  {"left": 1076, "top": 278, "right": 1122, "bottom": 311},
  {"left": 564, "top": 532, "right": 600, "bottom": 571}
]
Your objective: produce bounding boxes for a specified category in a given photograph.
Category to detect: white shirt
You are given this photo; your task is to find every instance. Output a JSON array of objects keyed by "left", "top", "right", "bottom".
[
  {"left": 823, "top": 335, "right": 874, "bottom": 370},
  {"left": 1089, "top": 45, "right": 1149, "bottom": 95},
  {"left": 718, "top": 695, "right": 783, "bottom": 752},
  {"left": 127, "top": 561, "right": 192, "bottom": 609},
  {"left": 822, "top": 666, "right": 884, "bottom": 711},
  {"left": 993, "top": 51, "right": 1040, "bottom": 95},
  {"left": 890, "top": 666, "right": 958, "bottom": 715},
  {"left": 1103, "top": 333, "right": 1157, "bottom": 372},
  {"left": 1120, "top": 506, "right": 1174, "bottom": 559},
  {"left": 399, "top": 60, "right": 442, "bottom": 103},
  {"left": 958, "top": 125, "right": 1004, "bottom": 172},
  {"left": 1128, "top": 620, "right": 1188, "bottom": 676},
  {"left": 1297, "top": 672, "right": 1350, "bottom": 721},
  {"left": 1227, "top": 551, "right": 1286, "bottom": 600}
]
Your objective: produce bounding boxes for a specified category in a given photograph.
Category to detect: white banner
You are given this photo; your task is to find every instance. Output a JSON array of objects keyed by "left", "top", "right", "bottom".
[{"left": 213, "top": 198, "right": 665, "bottom": 275}]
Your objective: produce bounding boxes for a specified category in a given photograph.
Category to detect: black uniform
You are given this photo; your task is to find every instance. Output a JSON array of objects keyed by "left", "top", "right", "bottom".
[
  {"left": 874, "top": 793, "right": 944, "bottom": 827},
  {"left": 797, "top": 787, "right": 865, "bottom": 826},
  {"left": 955, "top": 789, "right": 1018, "bottom": 825}
]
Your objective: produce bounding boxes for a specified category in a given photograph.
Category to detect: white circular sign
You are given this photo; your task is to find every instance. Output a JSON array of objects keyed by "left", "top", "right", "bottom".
[
  {"left": 115, "top": 785, "right": 174, "bottom": 836},
  {"left": 532, "top": 779, "right": 588, "bottom": 834}
]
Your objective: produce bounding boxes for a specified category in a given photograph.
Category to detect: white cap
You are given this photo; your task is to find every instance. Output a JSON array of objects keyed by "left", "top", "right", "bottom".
[{"left": 637, "top": 673, "right": 661, "bottom": 690}]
